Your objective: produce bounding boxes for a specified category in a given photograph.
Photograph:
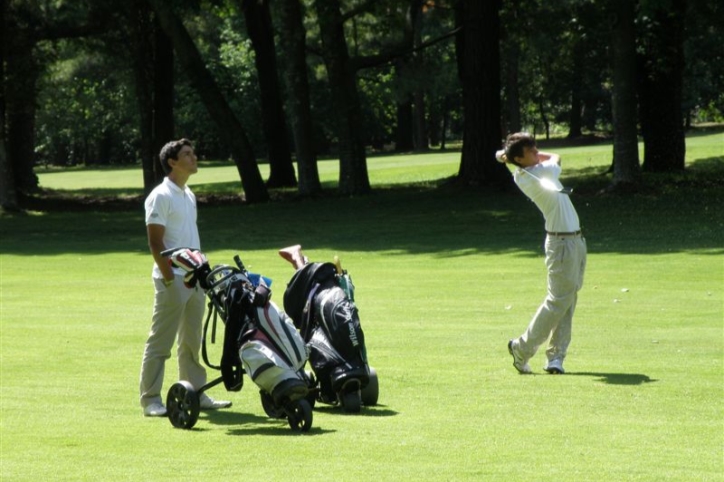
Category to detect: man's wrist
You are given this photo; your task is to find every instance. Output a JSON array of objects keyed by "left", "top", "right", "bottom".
[{"left": 163, "top": 277, "right": 174, "bottom": 287}]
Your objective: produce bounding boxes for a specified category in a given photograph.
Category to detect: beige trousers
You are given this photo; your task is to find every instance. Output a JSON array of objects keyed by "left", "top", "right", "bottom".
[
  {"left": 139, "top": 275, "right": 207, "bottom": 408},
  {"left": 517, "top": 234, "right": 587, "bottom": 363}
]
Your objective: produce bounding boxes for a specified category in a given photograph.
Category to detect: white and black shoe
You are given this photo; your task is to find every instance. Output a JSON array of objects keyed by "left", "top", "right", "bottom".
[
  {"left": 508, "top": 339, "right": 532, "bottom": 374},
  {"left": 143, "top": 402, "right": 167, "bottom": 417},
  {"left": 199, "top": 395, "right": 232, "bottom": 410},
  {"left": 544, "top": 359, "right": 565, "bottom": 375}
]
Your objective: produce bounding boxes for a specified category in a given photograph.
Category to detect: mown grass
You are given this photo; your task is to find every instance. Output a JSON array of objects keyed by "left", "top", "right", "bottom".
[{"left": 1, "top": 130, "right": 722, "bottom": 481}]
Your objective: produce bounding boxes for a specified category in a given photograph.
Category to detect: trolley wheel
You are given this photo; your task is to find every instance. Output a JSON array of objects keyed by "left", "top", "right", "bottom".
[
  {"left": 340, "top": 389, "right": 362, "bottom": 413},
  {"left": 304, "top": 371, "right": 318, "bottom": 409},
  {"left": 260, "top": 390, "right": 285, "bottom": 419},
  {"left": 287, "top": 399, "right": 313, "bottom": 432},
  {"left": 361, "top": 367, "right": 379, "bottom": 406},
  {"left": 166, "top": 381, "right": 200, "bottom": 429}
]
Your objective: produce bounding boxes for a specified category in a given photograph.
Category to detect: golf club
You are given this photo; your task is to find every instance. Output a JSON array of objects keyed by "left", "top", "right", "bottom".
[{"left": 522, "top": 169, "right": 573, "bottom": 195}]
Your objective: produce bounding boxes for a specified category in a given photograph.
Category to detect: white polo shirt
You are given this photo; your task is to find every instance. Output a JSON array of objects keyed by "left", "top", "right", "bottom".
[
  {"left": 144, "top": 177, "right": 201, "bottom": 278},
  {"left": 513, "top": 161, "right": 580, "bottom": 233}
]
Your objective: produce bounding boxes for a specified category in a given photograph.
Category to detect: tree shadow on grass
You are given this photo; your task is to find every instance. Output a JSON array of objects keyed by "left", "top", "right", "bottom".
[
  {"left": 3, "top": 157, "right": 722, "bottom": 257},
  {"left": 568, "top": 372, "right": 658, "bottom": 385}
]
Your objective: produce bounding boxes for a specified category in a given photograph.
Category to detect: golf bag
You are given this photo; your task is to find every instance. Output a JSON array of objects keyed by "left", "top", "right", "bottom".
[
  {"left": 165, "top": 248, "right": 313, "bottom": 431},
  {"left": 280, "top": 246, "right": 378, "bottom": 412}
]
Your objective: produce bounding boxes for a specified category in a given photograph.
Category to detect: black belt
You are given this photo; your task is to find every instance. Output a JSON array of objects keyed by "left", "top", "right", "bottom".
[{"left": 547, "top": 230, "right": 582, "bottom": 236}]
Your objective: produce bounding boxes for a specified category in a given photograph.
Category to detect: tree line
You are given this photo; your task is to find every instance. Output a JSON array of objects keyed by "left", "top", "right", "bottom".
[{"left": 1, "top": 0, "right": 721, "bottom": 209}]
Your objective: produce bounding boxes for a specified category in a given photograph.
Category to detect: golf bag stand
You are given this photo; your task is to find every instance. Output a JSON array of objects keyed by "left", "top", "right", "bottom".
[
  {"left": 162, "top": 248, "right": 314, "bottom": 432},
  {"left": 280, "top": 245, "right": 379, "bottom": 413}
]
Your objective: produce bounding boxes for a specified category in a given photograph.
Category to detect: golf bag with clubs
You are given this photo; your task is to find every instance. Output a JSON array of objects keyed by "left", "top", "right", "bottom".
[
  {"left": 280, "top": 245, "right": 379, "bottom": 412},
  {"left": 163, "top": 248, "right": 314, "bottom": 431}
]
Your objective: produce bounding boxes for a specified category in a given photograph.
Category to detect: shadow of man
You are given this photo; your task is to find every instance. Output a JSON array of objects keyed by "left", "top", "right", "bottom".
[{"left": 568, "top": 372, "right": 657, "bottom": 385}]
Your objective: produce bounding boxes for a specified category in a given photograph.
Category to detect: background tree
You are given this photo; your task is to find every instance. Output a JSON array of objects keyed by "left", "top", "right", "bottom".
[
  {"left": 6, "top": 0, "right": 724, "bottom": 209},
  {"left": 609, "top": 0, "right": 641, "bottom": 189},
  {"left": 0, "top": 0, "right": 16, "bottom": 210},
  {"left": 5, "top": 2, "right": 45, "bottom": 195},
  {"left": 274, "top": 0, "right": 321, "bottom": 196},
  {"left": 148, "top": 0, "right": 269, "bottom": 202},
  {"left": 638, "top": 0, "right": 687, "bottom": 172},
  {"left": 456, "top": 0, "right": 510, "bottom": 188},
  {"left": 238, "top": 0, "right": 296, "bottom": 188},
  {"left": 127, "top": 0, "right": 174, "bottom": 195},
  {"left": 683, "top": 0, "right": 724, "bottom": 126},
  {"left": 313, "top": 0, "right": 371, "bottom": 196},
  {"left": 5, "top": 1, "right": 105, "bottom": 198}
]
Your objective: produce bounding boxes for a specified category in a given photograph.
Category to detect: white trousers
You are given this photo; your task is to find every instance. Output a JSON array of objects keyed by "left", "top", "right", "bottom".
[
  {"left": 139, "top": 275, "right": 207, "bottom": 408},
  {"left": 517, "top": 234, "right": 587, "bottom": 363}
]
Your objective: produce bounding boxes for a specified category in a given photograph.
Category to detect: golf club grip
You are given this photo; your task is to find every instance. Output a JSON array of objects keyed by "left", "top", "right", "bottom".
[
  {"left": 161, "top": 247, "right": 193, "bottom": 257},
  {"left": 234, "top": 255, "right": 245, "bottom": 271}
]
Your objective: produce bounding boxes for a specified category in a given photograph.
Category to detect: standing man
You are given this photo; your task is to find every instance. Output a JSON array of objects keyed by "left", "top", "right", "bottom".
[
  {"left": 140, "top": 139, "right": 231, "bottom": 416},
  {"left": 496, "top": 133, "right": 587, "bottom": 375}
]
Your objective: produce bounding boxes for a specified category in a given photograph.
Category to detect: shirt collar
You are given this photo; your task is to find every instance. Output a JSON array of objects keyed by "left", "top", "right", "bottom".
[{"left": 163, "top": 177, "right": 186, "bottom": 193}]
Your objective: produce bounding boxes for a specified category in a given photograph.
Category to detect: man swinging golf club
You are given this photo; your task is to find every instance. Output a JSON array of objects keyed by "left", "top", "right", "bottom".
[{"left": 496, "top": 132, "right": 587, "bottom": 375}]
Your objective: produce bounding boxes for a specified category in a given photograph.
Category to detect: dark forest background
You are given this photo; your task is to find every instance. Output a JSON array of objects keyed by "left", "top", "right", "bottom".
[{"left": 1, "top": 0, "right": 721, "bottom": 207}]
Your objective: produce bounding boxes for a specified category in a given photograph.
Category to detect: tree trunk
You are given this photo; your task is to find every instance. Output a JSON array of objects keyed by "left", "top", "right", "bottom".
[
  {"left": 129, "top": 0, "right": 157, "bottom": 196},
  {"left": 411, "top": 2, "right": 428, "bottom": 152},
  {"left": 5, "top": 29, "right": 40, "bottom": 195},
  {"left": 440, "top": 95, "right": 452, "bottom": 150},
  {"left": 274, "top": 0, "right": 321, "bottom": 196},
  {"left": 0, "top": 0, "right": 18, "bottom": 210},
  {"left": 152, "top": 16, "right": 174, "bottom": 182},
  {"left": 240, "top": 0, "right": 296, "bottom": 188},
  {"left": 414, "top": 90, "right": 428, "bottom": 151},
  {"left": 504, "top": 40, "right": 522, "bottom": 134},
  {"left": 314, "top": 0, "right": 370, "bottom": 195},
  {"left": 610, "top": 0, "right": 640, "bottom": 187},
  {"left": 395, "top": 88, "right": 414, "bottom": 151},
  {"left": 393, "top": 1, "right": 421, "bottom": 152},
  {"left": 148, "top": 0, "right": 268, "bottom": 202},
  {"left": 568, "top": 42, "right": 584, "bottom": 138},
  {"left": 638, "top": 0, "right": 686, "bottom": 172},
  {"left": 456, "top": 0, "right": 509, "bottom": 187}
]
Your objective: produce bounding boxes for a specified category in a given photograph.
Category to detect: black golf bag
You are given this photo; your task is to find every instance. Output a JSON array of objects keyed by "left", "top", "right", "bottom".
[
  {"left": 163, "top": 248, "right": 313, "bottom": 431},
  {"left": 282, "top": 252, "right": 378, "bottom": 412}
]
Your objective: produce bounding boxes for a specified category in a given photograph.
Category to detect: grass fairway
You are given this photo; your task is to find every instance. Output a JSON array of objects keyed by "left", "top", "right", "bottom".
[{"left": 1, "top": 131, "right": 723, "bottom": 481}]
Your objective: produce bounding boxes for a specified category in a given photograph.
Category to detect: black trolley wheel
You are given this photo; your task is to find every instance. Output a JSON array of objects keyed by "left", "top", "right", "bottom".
[
  {"left": 166, "top": 381, "right": 200, "bottom": 429},
  {"left": 287, "top": 399, "right": 313, "bottom": 432},
  {"left": 304, "top": 370, "right": 318, "bottom": 409},
  {"left": 260, "top": 390, "right": 286, "bottom": 419},
  {"left": 340, "top": 389, "right": 362, "bottom": 413},
  {"left": 361, "top": 366, "right": 379, "bottom": 407}
]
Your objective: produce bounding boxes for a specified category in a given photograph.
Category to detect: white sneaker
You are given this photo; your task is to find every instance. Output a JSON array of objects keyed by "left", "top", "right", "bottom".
[
  {"left": 199, "top": 395, "right": 232, "bottom": 410},
  {"left": 508, "top": 340, "right": 532, "bottom": 374},
  {"left": 544, "top": 359, "right": 565, "bottom": 374},
  {"left": 143, "top": 402, "right": 167, "bottom": 417}
]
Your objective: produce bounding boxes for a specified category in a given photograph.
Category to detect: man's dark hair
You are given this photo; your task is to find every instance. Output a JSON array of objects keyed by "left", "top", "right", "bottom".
[
  {"left": 504, "top": 132, "right": 536, "bottom": 167},
  {"left": 159, "top": 138, "right": 193, "bottom": 174}
]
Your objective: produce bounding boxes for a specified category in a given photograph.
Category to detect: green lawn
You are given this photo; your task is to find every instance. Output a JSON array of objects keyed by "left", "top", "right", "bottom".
[{"left": 1, "top": 131, "right": 722, "bottom": 481}]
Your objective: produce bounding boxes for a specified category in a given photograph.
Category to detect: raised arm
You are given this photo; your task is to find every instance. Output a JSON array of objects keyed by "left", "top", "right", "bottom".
[{"left": 537, "top": 151, "right": 561, "bottom": 165}]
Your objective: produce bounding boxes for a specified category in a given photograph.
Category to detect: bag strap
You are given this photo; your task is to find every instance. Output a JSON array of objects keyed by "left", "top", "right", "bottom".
[{"left": 201, "top": 300, "right": 221, "bottom": 370}]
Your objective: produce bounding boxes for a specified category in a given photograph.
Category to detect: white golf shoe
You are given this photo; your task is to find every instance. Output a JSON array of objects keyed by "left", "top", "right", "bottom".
[
  {"left": 199, "top": 394, "right": 232, "bottom": 410},
  {"left": 508, "top": 339, "right": 532, "bottom": 374},
  {"left": 544, "top": 359, "right": 565, "bottom": 374},
  {"left": 143, "top": 402, "right": 167, "bottom": 417}
]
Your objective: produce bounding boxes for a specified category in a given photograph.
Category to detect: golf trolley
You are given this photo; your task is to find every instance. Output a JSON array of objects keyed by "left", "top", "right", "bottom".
[
  {"left": 280, "top": 245, "right": 379, "bottom": 413},
  {"left": 161, "top": 248, "right": 314, "bottom": 432}
]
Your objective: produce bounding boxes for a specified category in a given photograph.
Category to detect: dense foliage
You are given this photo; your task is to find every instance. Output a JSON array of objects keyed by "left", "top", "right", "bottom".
[{"left": 1, "top": 0, "right": 721, "bottom": 206}]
